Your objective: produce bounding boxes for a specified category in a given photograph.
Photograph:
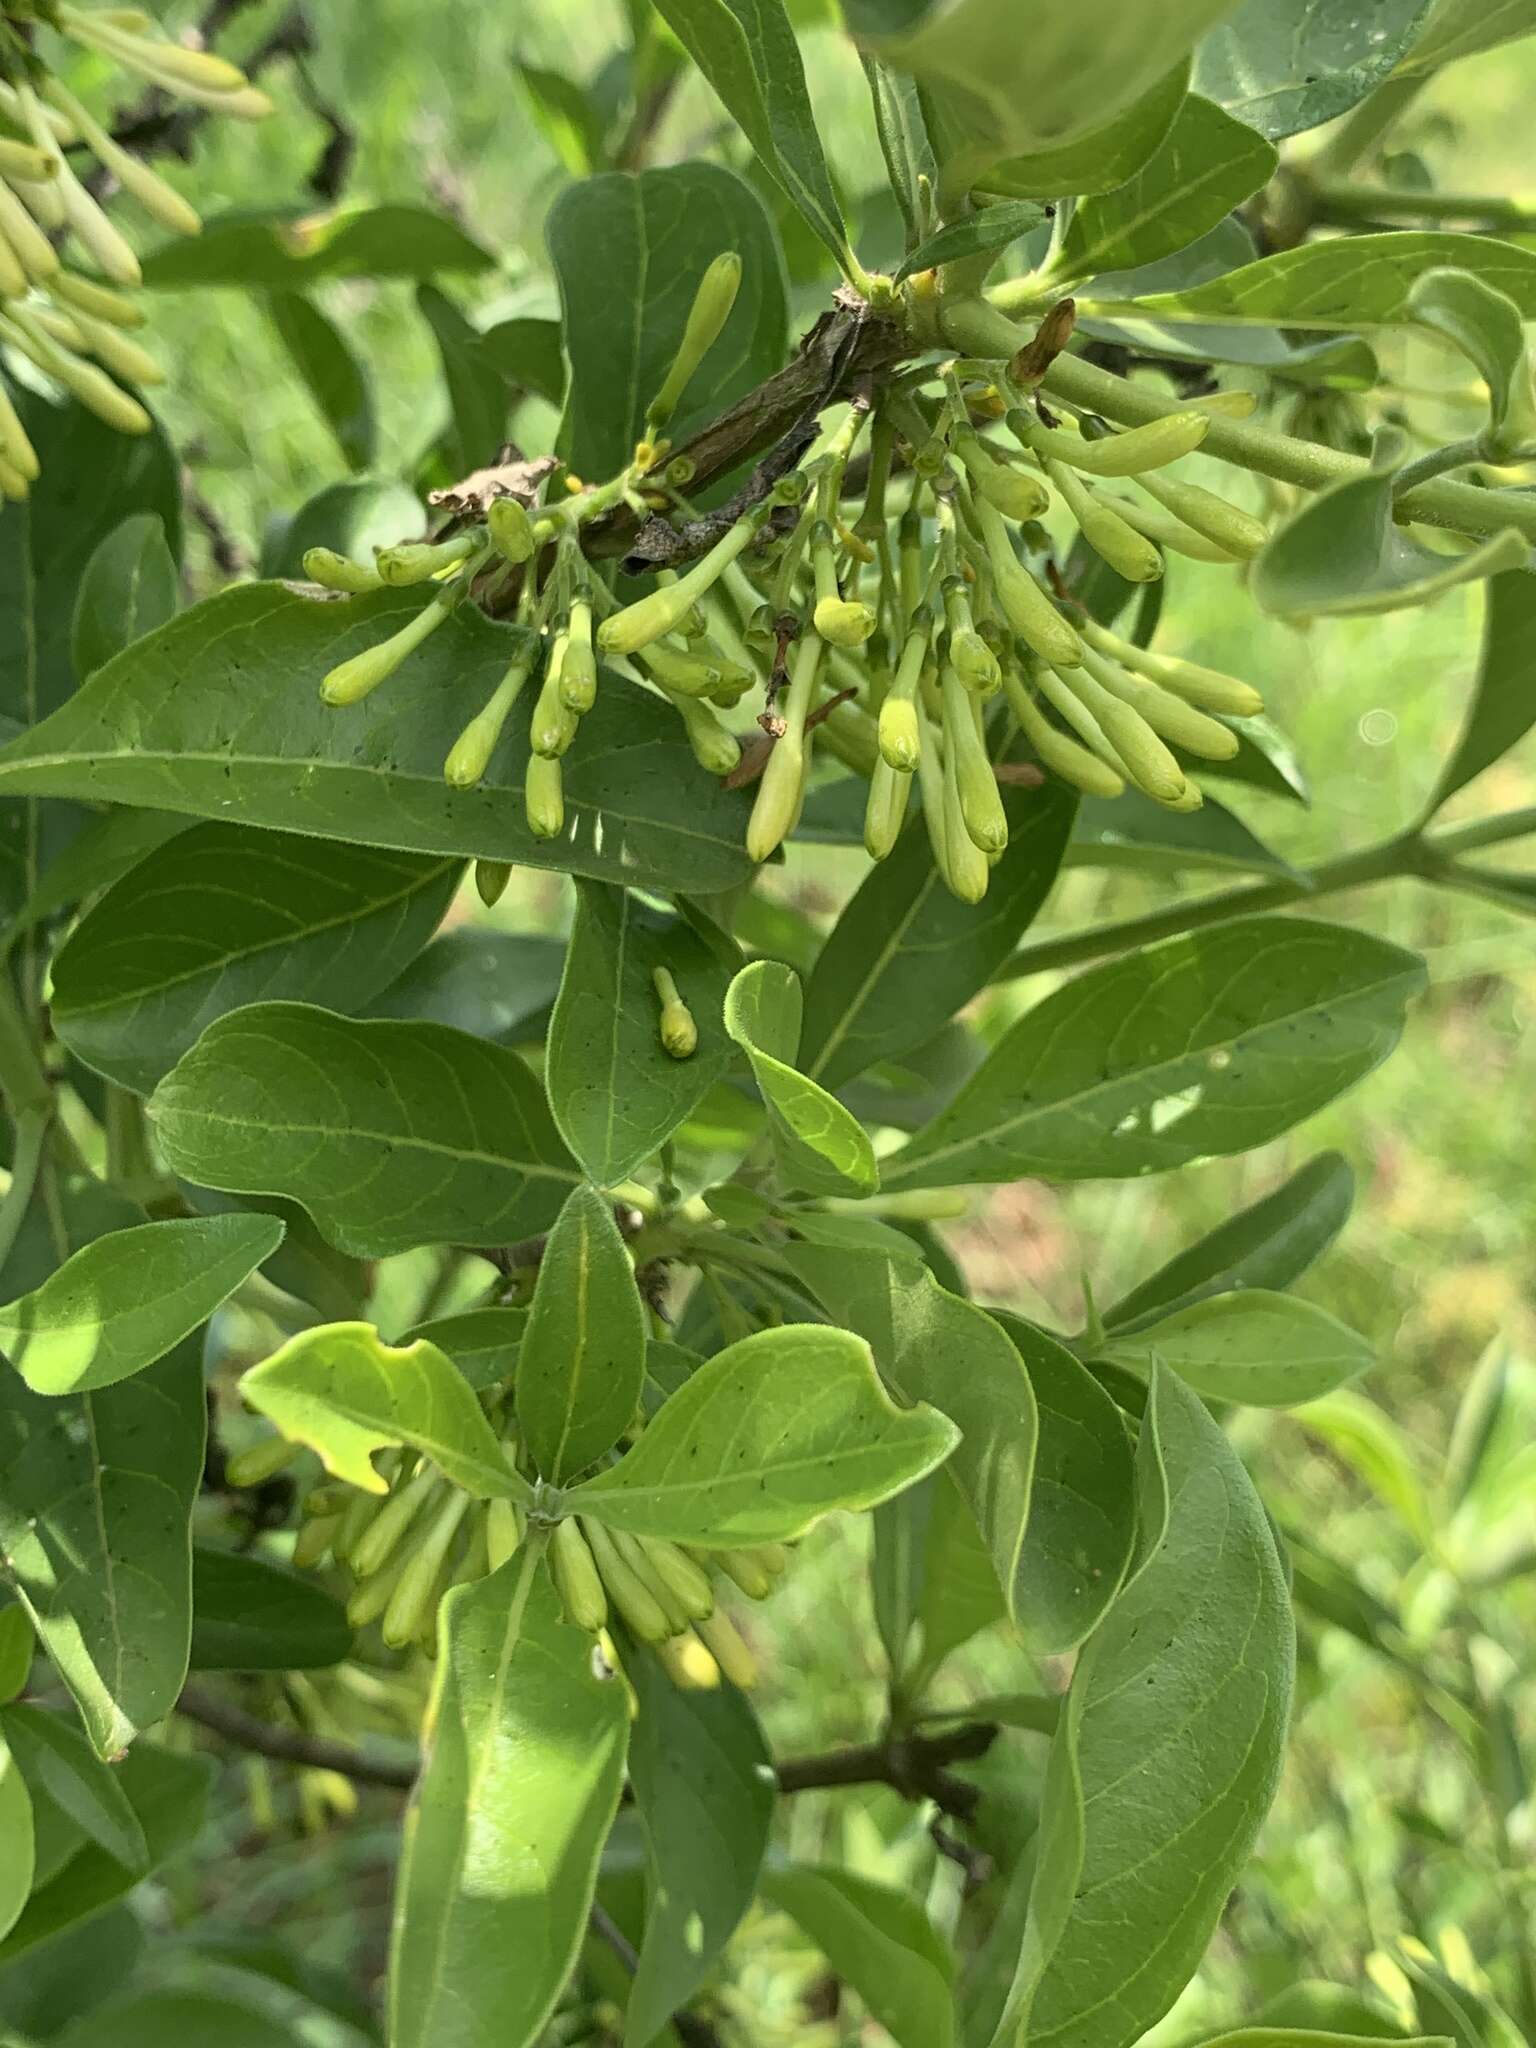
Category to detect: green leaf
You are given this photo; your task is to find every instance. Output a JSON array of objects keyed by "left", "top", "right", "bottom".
[
  {"left": 180, "top": 1184, "right": 368, "bottom": 1326},
  {"left": 912, "top": 1474, "right": 1008, "bottom": 1673},
  {"left": 0, "top": 1706, "right": 147, "bottom": 1872},
  {"left": 0, "top": 1743, "right": 211, "bottom": 1962},
  {"left": 624, "top": 1649, "right": 774, "bottom": 2047},
  {"left": 1057, "top": 96, "right": 1276, "bottom": 282},
  {"left": 549, "top": 161, "right": 789, "bottom": 482},
  {"left": 1409, "top": 268, "right": 1536, "bottom": 457},
  {"left": 480, "top": 315, "right": 566, "bottom": 405},
  {"left": 760, "top": 1864, "right": 954, "bottom": 2048},
  {"left": 239, "top": 1320, "right": 524, "bottom": 1499},
  {"left": 1069, "top": 786, "right": 1299, "bottom": 881},
  {"left": 1111, "top": 231, "right": 1536, "bottom": 329},
  {"left": 515, "top": 1186, "right": 648, "bottom": 1484},
  {"left": 1395, "top": 0, "right": 1536, "bottom": 72},
  {"left": 519, "top": 62, "right": 605, "bottom": 175},
  {"left": 188, "top": 1548, "right": 351, "bottom": 1671},
  {"left": 418, "top": 284, "right": 511, "bottom": 478},
  {"left": 648, "top": 1, "right": 848, "bottom": 266},
  {"left": 365, "top": 929, "right": 567, "bottom": 1042},
  {"left": 51, "top": 825, "right": 459, "bottom": 1095},
  {"left": 260, "top": 477, "right": 423, "bottom": 581},
  {"left": 975, "top": 64, "right": 1188, "bottom": 201},
  {"left": 0, "top": 1607, "right": 30, "bottom": 1703},
  {"left": 724, "top": 960, "right": 878, "bottom": 1196},
  {"left": 1199, "top": 2034, "right": 1450, "bottom": 2047},
  {"left": 2, "top": 809, "right": 189, "bottom": 949},
  {"left": 0, "top": 1214, "right": 282, "bottom": 1396},
  {"left": 886, "top": 917, "right": 1425, "bottom": 1190},
  {"left": 1194, "top": 0, "right": 1435, "bottom": 139},
  {"left": 51, "top": 1989, "right": 316, "bottom": 2048},
  {"left": 0, "top": 1727, "right": 32, "bottom": 1945},
  {"left": 1100, "top": 1290, "right": 1374, "bottom": 1406},
  {"left": 995, "top": 1366, "right": 1293, "bottom": 2048},
  {"left": 0, "top": 586, "right": 758, "bottom": 897},
  {"left": 404, "top": 1308, "right": 528, "bottom": 1394},
  {"left": 0, "top": 1332, "right": 205, "bottom": 1758},
  {"left": 1291, "top": 1389, "right": 1433, "bottom": 1541},
  {"left": 1433, "top": 573, "right": 1536, "bottom": 810},
  {"left": 548, "top": 886, "right": 740, "bottom": 1185},
  {"left": 268, "top": 291, "right": 376, "bottom": 472},
  {"left": 388, "top": 1558, "right": 629, "bottom": 2048},
  {"left": 565, "top": 1324, "right": 958, "bottom": 1546},
  {"left": 70, "top": 514, "right": 178, "bottom": 682},
  {"left": 1105, "top": 1151, "right": 1355, "bottom": 1330},
  {"left": 148, "top": 1003, "right": 579, "bottom": 1258},
  {"left": 862, "top": 56, "right": 935, "bottom": 243},
  {"left": 799, "top": 782, "right": 1074, "bottom": 1090},
  {"left": 139, "top": 204, "right": 495, "bottom": 289},
  {"left": 1251, "top": 464, "right": 1527, "bottom": 619},
  {"left": 893, "top": 200, "right": 1050, "bottom": 284}
]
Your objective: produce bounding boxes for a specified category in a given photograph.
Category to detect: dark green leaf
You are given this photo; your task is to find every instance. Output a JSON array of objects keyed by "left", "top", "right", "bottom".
[
  {"left": 1069, "top": 786, "right": 1299, "bottom": 880},
  {"left": 0, "top": 1726, "right": 32, "bottom": 1944},
  {"left": 404, "top": 1308, "right": 528, "bottom": 1394},
  {"left": 914, "top": 1474, "right": 1008, "bottom": 1674},
  {"left": 0, "top": 1706, "right": 146, "bottom": 1872},
  {"left": 886, "top": 917, "right": 1425, "bottom": 1189},
  {"left": 548, "top": 886, "right": 740, "bottom": 1184},
  {"left": 389, "top": 1560, "right": 629, "bottom": 2048},
  {"left": 761, "top": 1864, "right": 954, "bottom": 2048},
  {"left": 268, "top": 291, "right": 376, "bottom": 471},
  {"left": 365, "top": 929, "right": 567, "bottom": 1042},
  {"left": 480, "top": 316, "right": 566, "bottom": 405},
  {"left": 418, "top": 284, "right": 511, "bottom": 478},
  {"left": 70, "top": 514, "right": 178, "bottom": 681},
  {"left": 516, "top": 1186, "right": 648, "bottom": 1484},
  {"left": 1101, "top": 1289, "right": 1374, "bottom": 1405},
  {"left": 1431, "top": 567, "right": 1536, "bottom": 808},
  {"left": 140, "top": 205, "right": 495, "bottom": 289},
  {"left": 862, "top": 57, "right": 935, "bottom": 242},
  {"left": 0, "top": 1214, "right": 281, "bottom": 1395},
  {"left": 549, "top": 161, "right": 788, "bottom": 482},
  {"left": 2, "top": 808, "right": 189, "bottom": 948},
  {"left": 0, "top": 586, "right": 758, "bottom": 896},
  {"left": 148, "top": 1003, "right": 579, "bottom": 1258},
  {"left": 799, "top": 782, "right": 1074, "bottom": 1090},
  {"left": 0, "top": 1906, "right": 144, "bottom": 2040},
  {"left": 893, "top": 200, "right": 1050, "bottom": 284},
  {"left": 1194, "top": 0, "right": 1435, "bottom": 139},
  {"left": 975, "top": 64, "right": 1188, "bottom": 201},
  {"left": 724, "top": 960, "right": 878, "bottom": 1196},
  {"left": 0, "top": 1608, "right": 29, "bottom": 1702},
  {"left": 188, "top": 1547, "right": 351, "bottom": 1670},
  {"left": 179, "top": 1184, "right": 369, "bottom": 1325}
]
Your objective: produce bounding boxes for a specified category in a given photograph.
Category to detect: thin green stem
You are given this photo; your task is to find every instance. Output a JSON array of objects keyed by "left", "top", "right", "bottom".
[
  {"left": 1302, "top": 181, "right": 1536, "bottom": 231},
  {"left": 1391, "top": 435, "right": 1486, "bottom": 497},
  {"left": 1306, "top": 71, "right": 1426, "bottom": 180}
]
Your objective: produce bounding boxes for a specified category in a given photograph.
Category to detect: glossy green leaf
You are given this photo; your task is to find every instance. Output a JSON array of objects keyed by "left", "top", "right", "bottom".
[
  {"left": 994, "top": 1366, "right": 1293, "bottom": 2048},
  {"left": 1194, "top": 0, "right": 1435, "bottom": 139},
  {"left": 516, "top": 1186, "right": 648, "bottom": 1484},
  {"left": 1069, "top": 786, "right": 1299, "bottom": 881},
  {"left": 761, "top": 1864, "right": 954, "bottom": 2048},
  {"left": 0, "top": 1608, "right": 30, "bottom": 1703},
  {"left": 549, "top": 161, "right": 789, "bottom": 482},
  {"left": 51, "top": 825, "right": 458, "bottom": 1094},
  {"left": 1251, "top": 464, "right": 1527, "bottom": 619},
  {"left": 1433, "top": 573, "right": 1536, "bottom": 813},
  {"left": 1408, "top": 267, "right": 1536, "bottom": 457},
  {"left": 893, "top": 200, "right": 1050, "bottom": 284},
  {"left": 70, "top": 514, "right": 178, "bottom": 683},
  {"left": 260, "top": 476, "right": 423, "bottom": 581},
  {"left": 0, "top": 1214, "right": 281, "bottom": 1396},
  {"left": 1291, "top": 1389, "right": 1433, "bottom": 1541},
  {"left": 624, "top": 1649, "right": 774, "bottom": 2047},
  {"left": 1396, "top": 0, "right": 1536, "bottom": 71},
  {"left": 0, "top": 1727, "right": 32, "bottom": 1944},
  {"left": 1101, "top": 1289, "right": 1374, "bottom": 1406},
  {"left": 148, "top": 1003, "right": 578, "bottom": 1258},
  {"left": 405, "top": 1308, "right": 528, "bottom": 1394},
  {"left": 188, "top": 1548, "right": 351, "bottom": 1670},
  {"left": 1106, "top": 1151, "right": 1354, "bottom": 1330},
  {"left": 1058, "top": 96, "right": 1276, "bottom": 282},
  {"left": 548, "top": 886, "right": 740, "bottom": 1185},
  {"left": 862, "top": 56, "right": 935, "bottom": 241},
  {"left": 418, "top": 284, "right": 510, "bottom": 478},
  {"left": 800, "top": 783, "right": 1074, "bottom": 1090},
  {"left": 180, "top": 1184, "right": 369, "bottom": 1326},
  {"left": 566, "top": 1324, "right": 958, "bottom": 1546},
  {"left": 389, "top": 1558, "right": 629, "bottom": 2048},
  {"left": 240, "top": 1320, "right": 523, "bottom": 1499},
  {"left": 268, "top": 291, "right": 376, "bottom": 471},
  {"left": 1113, "top": 231, "right": 1536, "bottom": 328},
  {"left": 0, "top": 1706, "right": 146, "bottom": 1873},
  {"left": 365, "top": 929, "right": 567, "bottom": 1042},
  {"left": 140, "top": 204, "right": 494, "bottom": 288},
  {"left": 0, "top": 585, "right": 757, "bottom": 895},
  {"left": 0, "top": 1330, "right": 204, "bottom": 1758},
  {"left": 975, "top": 64, "right": 1188, "bottom": 201},
  {"left": 649, "top": 2, "right": 848, "bottom": 265},
  {"left": 887, "top": 918, "right": 1425, "bottom": 1190},
  {"left": 724, "top": 961, "right": 877, "bottom": 1196}
]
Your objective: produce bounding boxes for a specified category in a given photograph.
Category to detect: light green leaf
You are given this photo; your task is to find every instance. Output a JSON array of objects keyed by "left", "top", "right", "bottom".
[
  {"left": 0, "top": 1728, "right": 32, "bottom": 1945},
  {"left": 0, "top": 1215, "right": 281, "bottom": 1396},
  {"left": 516, "top": 1186, "right": 648, "bottom": 1485},
  {"left": 862, "top": 56, "right": 935, "bottom": 242},
  {"left": 565, "top": 1324, "right": 958, "bottom": 1546},
  {"left": 975, "top": 64, "right": 1188, "bottom": 201},
  {"left": 549, "top": 161, "right": 790, "bottom": 481},
  {"left": 995, "top": 1366, "right": 1293, "bottom": 2048},
  {"left": 0, "top": 586, "right": 758, "bottom": 898},
  {"left": 51, "top": 825, "right": 458, "bottom": 1095},
  {"left": 649, "top": 1, "right": 848, "bottom": 265},
  {"left": 1194, "top": 0, "right": 1435, "bottom": 139},
  {"left": 1058, "top": 96, "right": 1276, "bottom": 283},
  {"left": 148, "top": 1003, "right": 578, "bottom": 1258},
  {"left": 800, "top": 782, "right": 1074, "bottom": 1090},
  {"left": 1409, "top": 267, "right": 1536, "bottom": 458},
  {"left": 1251, "top": 465, "right": 1527, "bottom": 619},
  {"left": 1105, "top": 1151, "right": 1354, "bottom": 1330},
  {"left": 1291, "top": 1389, "right": 1433, "bottom": 1542},
  {"left": 1069, "top": 786, "right": 1299, "bottom": 881},
  {"left": 548, "top": 886, "right": 740, "bottom": 1185},
  {"left": 404, "top": 1308, "right": 528, "bottom": 1394},
  {"left": 913, "top": 1475, "right": 1008, "bottom": 1674},
  {"left": 624, "top": 1649, "right": 774, "bottom": 2047},
  {"left": 268, "top": 291, "right": 376, "bottom": 471},
  {"left": 70, "top": 513, "right": 178, "bottom": 682},
  {"left": 890, "top": 918, "right": 1423, "bottom": 1190},
  {"left": 480, "top": 315, "right": 565, "bottom": 406},
  {"left": 239, "top": 1320, "right": 524, "bottom": 1499},
  {"left": 518, "top": 62, "right": 605, "bottom": 175},
  {"left": 1396, "top": 0, "right": 1536, "bottom": 71},
  {"left": 1101, "top": 1290, "right": 1374, "bottom": 1406},
  {"left": 139, "top": 204, "right": 495, "bottom": 288},
  {"left": 188, "top": 1548, "right": 351, "bottom": 1671},
  {"left": 389, "top": 1558, "right": 629, "bottom": 2048},
  {"left": 1109, "top": 231, "right": 1536, "bottom": 329},
  {"left": 761, "top": 1864, "right": 954, "bottom": 2048},
  {"left": 724, "top": 960, "right": 878, "bottom": 1196},
  {"left": 0, "top": 1706, "right": 147, "bottom": 1873},
  {"left": 893, "top": 200, "right": 1050, "bottom": 284},
  {"left": 1434, "top": 578, "right": 1536, "bottom": 815}
]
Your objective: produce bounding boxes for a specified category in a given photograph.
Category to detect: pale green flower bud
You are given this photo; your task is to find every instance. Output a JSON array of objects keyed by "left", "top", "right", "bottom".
[
  {"left": 972, "top": 494, "right": 1082, "bottom": 668},
  {"left": 599, "top": 514, "right": 759, "bottom": 656},
  {"left": 1048, "top": 460, "right": 1163, "bottom": 583},
  {"left": 813, "top": 594, "right": 877, "bottom": 647},
  {"left": 646, "top": 250, "right": 742, "bottom": 434},
  {"left": 653, "top": 966, "right": 699, "bottom": 1059},
  {"left": 320, "top": 596, "right": 453, "bottom": 705},
  {"left": 1082, "top": 622, "right": 1264, "bottom": 716},
  {"left": 376, "top": 532, "right": 479, "bottom": 586},
  {"left": 1136, "top": 471, "right": 1268, "bottom": 559},
  {"left": 1013, "top": 408, "right": 1209, "bottom": 476},
  {"left": 525, "top": 753, "right": 565, "bottom": 840},
  {"left": 585, "top": 1518, "right": 675, "bottom": 1643}
]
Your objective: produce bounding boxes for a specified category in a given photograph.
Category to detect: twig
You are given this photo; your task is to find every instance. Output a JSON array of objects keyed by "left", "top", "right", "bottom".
[
  {"left": 182, "top": 472, "right": 251, "bottom": 579},
  {"left": 176, "top": 1685, "right": 418, "bottom": 1789}
]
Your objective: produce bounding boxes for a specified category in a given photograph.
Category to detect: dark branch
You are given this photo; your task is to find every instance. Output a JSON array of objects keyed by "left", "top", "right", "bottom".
[{"left": 176, "top": 1685, "right": 418, "bottom": 1789}]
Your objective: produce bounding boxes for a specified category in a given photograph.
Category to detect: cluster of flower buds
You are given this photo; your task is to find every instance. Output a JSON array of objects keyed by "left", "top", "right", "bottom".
[
  {"left": 308, "top": 259, "right": 1273, "bottom": 898},
  {"left": 0, "top": 3, "right": 269, "bottom": 489}
]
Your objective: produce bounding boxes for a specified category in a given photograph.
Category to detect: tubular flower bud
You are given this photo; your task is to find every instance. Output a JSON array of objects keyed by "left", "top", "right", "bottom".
[
  {"left": 487, "top": 495, "right": 537, "bottom": 564},
  {"left": 1080, "top": 647, "right": 1239, "bottom": 760},
  {"left": 584, "top": 1519, "right": 674, "bottom": 1643},
  {"left": 71, "top": 314, "right": 164, "bottom": 387},
  {"left": 293, "top": 1514, "right": 341, "bottom": 1571},
  {"left": 646, "top": 250, "right": 742, "bottom": 433},
  {"left": 710, "top": 1547, "right": 774, "bottom": 1601},
  {"left": 376, "top": 532, "right": 480, "bottom": 586},
  {"left": 1052, "top": 663, "right": 1187, "bottom": 805},
  {"left": 1095, "top": 490, "right": 1237, "bottom": 563},
  {"left": 48, "top": 271, "right": 147, "bottom": 328},
  {"left": 692, "top": 1606, "right": 758, "bottom": 1688},
  {"left": 956, "top": 432, "right": 1050, "bottom": 521},
  {"left": 0, "top": 176, "right": 60, "bottom": 283},
  {"left": 625, "top": 1532, "right": 716, "bottom": 1628},
  {"left": 559, "top": 599, "right": 598, "bottom": 714},
  {"left": 1004, "top": 667, "right": 1125, "bottom": 797},
  {"left": 350, "top": 1467, "right": 440, "bottom": 1582},
  {"left": 811, "top": 519, "right": 875, "bottom": 646},
  {"left": 475, "top": 861, "right": 512, "bottom": 908},
  {"left": 864, "top": 753, "right": 913, "bottom": 859},
  {"left": 1, "top": 305, "right": 152, "bottom": 434},
  {"left": 484, "top": 1496, "right": 525, "bottom": 1573},
  {"left": 347, "top": 1547, "right": 414, "bottom": 1629},
  {"left": 1012, "top": 407, "right": 1209, "bottom": 476},
  {"left": 1135, "top": 470, "right": 1268, "bottom": 559},
  {"left": 1047, "top": 459, "right": 1163, "bottom": 583},
  {"left": 879, "top": 693, "right": 922, "bottom": 773},
  {"left": 525, "top": 753, "right": 565, "bottom": 840},
  {"left": 551, "top": 1518, "right": 609, "bottom": 1634},
  {"left": 971, "top": 493, "right": 1083, "bottom": 668},
  {"left": 225, "top": 1433, "right": 300, "bottom": 1489},
  {"left": 320, "top": 593, "right": 456, "bottom": 706},
  {"left": 44, "top": 79, "right": 202, "bottom": 237},
  {"left": 940, "top": 734, "right": 991, "bottom": 904},
  {"left": 599, "top": 513, "right": 760, "bottom": 656},
  {"left": 746, "top": 632, "right": 822, "bottom": 863},
  {"left": 1081, "top": 622, "right": 1264, "bottom": 716},
  {"left": 653, "top": 966, "right": 699, "bottom": 1059},
  {"left": 380, "top": 1490, "right": 470, "bottom": 1649},
  {"left": 942, "top": 665, "right": 1009, "bottom": 855},
  {"left": 944, "top": 577, "right": 1001, "bottom": 693},
  {"left": 530, "top": 634, "right": 579, "bottom": 758},
  {"left": 0, "top": 140, "right": 56, "bottom": 182},
  {"left": 668, "top": 690, "right": 740, "bottom": 777},
  {"left": 444, "top": 647, "right": 537, "bottom": 787},
  {"left": 15, "top": 80, "right": 140, "bottom": 285},
  {"left": 0, "top": 383, "right": 40, "bottom": 484},
  {"left": 640, "top": 639, "right": 739, "bottom": 700}
]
